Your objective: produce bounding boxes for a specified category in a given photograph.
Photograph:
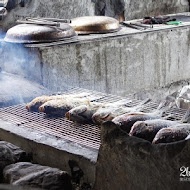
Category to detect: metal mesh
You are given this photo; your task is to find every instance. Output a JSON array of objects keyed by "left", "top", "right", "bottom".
[{"left": 0, "top": 87, "right": 187, "bottom": 150}]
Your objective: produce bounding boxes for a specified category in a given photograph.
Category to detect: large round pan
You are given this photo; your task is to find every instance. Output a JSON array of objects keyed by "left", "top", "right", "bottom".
[
  {"left": 4, "top": 23, "right": 77, "bottom": 43},
  {"left": 70, "top": 16, "right": 120, "bottom": 34}
]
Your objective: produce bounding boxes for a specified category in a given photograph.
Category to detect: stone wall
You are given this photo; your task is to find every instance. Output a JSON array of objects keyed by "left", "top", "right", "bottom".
[
  {"left": 0, "top": 0, "right": 189, "bottom": 30},
  {"left": 0, "top": 0, "right": 95, "bottom": 30},
  {"left": 1, "top": 24, "right": 190, "bottom": 99},
  {"left": 38, "top": 26, "right": 190, "bottom": 97},
  {"left": 124, "top": 0, "right": 189, "bottom": 20},
  {"left": 94, "top": 122, "right": 190, "bottom": 190},
  {"left": 94, "top": 0, "right": 189, "bottom": 20}
]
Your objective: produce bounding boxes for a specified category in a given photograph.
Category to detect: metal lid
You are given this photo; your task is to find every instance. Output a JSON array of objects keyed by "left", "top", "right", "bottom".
[
  {"left": 70, "top": 16, "right": 120, "bottom": 34},
  {"left": 4, "top": 23, "right": 77, "bottom": 43}
]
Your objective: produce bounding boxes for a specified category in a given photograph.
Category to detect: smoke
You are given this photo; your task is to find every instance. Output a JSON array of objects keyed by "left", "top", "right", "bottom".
[
  {"left": 0, "top": 31, "right": 50, "bottom": 107},
  {"left": 0, "top": 71, "right": 50, "bottom": 107}
]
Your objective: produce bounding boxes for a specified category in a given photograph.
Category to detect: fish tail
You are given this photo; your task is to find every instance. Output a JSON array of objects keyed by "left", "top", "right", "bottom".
[
  {"left": 162, "top": 114, "right": 175, "bottom": 120},
  {"left": 156, "top": 100, "right": 175, "bottom": 116},
  {"left": 134, "top": 98, "right": 151, "bottom": 110},
  {"left": 86, "top": 100, "right": 91, "bottom": 106},
  {"left": 181, "top": 107, "right": 190, "bottom": 123},
  {"left": 112, "top": 99, "right": 132, "bottom": 107},
  {"left": 87, "top": 95, "right": 103, "bottom": 102},
  {"left": 139, "top": 98, "right": 151, "bottom": 105}
]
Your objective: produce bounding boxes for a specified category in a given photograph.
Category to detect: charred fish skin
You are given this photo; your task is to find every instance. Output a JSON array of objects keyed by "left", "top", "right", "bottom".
[
  {"left": 39, "top": 98, "right": 90, "bottom": 116},
  {"left": 112, "top": 100, "right": 173, "bottom": 133},
  {"left": 92, "top": 98, "right": 150, "bottom": 125},
  {"left": 25, "top": 92, "right": 92, "bottom": 112},
  {"left": 113, "top": 113, "right": 160, "bottom": 133},
  {"left": 26, "top": 95, "right": 51, "bottom": 112},
  {"left": 92, "top": 106, "right": 129, "bottom": 125},
  {"left": 152, "top": 124, "right": 190, "bottom": 144},
  {"left": 65, "top": 102, "right": 103, "bottom": 123},
  {"left": 129, "top": 119, "right": 177, "bottom": 142}
]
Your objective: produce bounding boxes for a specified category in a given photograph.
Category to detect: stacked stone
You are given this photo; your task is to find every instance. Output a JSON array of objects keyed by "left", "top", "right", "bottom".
[{"left": 0, "top": 141, "right": 72, "bottom": 190}]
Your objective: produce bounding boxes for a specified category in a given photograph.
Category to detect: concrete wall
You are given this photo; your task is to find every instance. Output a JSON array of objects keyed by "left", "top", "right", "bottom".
[
  {"left": 124, "top": 0, "right": 190, "bottom": 20},
  {"left": 94, "top": 0, "right": 189, "bottom": 20},
  {"left": 1, "top": 25, "right": 190, "bottom": 99},
  {"left": 0, "top": 0, "right": 189, "bottom": 31},
  {"left": 38, "top": 26, "right": 190, "bottom": 97},
  {"left": 0, "top": 0, "right": 95, "bottom": 30}
]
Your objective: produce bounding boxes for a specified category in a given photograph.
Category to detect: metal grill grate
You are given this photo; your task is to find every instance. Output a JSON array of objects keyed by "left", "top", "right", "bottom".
[{"left": 0, "top": 87, "right": 187, "bottom": 150}]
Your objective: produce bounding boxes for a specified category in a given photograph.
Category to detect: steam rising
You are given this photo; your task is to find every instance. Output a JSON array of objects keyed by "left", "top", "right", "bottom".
[{"left": 0, "top": 31, "right": 50, "bottom": 107}]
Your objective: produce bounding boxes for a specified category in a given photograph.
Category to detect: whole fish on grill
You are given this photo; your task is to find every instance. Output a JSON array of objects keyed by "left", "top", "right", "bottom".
[
  {"left": 26, "top": 95, "right": 55, "bottom": 112},
  {"left": 129, "top": 108, "right": 190, "bottom": 142},
  {"left": 152, "top": 124, "right": 190, "bottom": 144},
  {"left": 39, "top": 97, "right": 91, "bottom": 116},
  {"left": 112, "top": 100, "right": 173, "bottom": 133},
  {"left": 65, "top": 102, "right": 104, "bottom": 123},
  {"left": 26, "top": 92, "right": 91, "bottom": 112},
  {"left": 65, "top": 99, "right": 132, "bottom": 124},
  {"left": 92, "top": 98, "right": 150, "bottom": 125},
  {"left": 129, "top": 119, "right": 178, "bottom": 142}
]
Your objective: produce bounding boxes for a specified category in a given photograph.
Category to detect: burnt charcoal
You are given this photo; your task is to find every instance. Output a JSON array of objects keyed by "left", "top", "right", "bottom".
[
  {"left": 3, "top": 162, "right": 72, "bottom": 190},
  {"left": 0, "top": 141, "right": 31, "bottom": 182}
]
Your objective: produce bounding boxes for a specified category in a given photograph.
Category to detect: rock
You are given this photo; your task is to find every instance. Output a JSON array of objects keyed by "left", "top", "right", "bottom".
[
  {"left": 0, "top": 184, "right": 41, "bottom": 190},
  {"left": 0, "top": 141, "right": 30, "bottom": 181},
  {"left": 94, "top": 121, "right": 190, "bottom": 190},
  {"left": 3, "top": 162, "right": 72, "bottom": 190},
  {"left": 176, "top": 86, "right": 190, "bottom": 109}
]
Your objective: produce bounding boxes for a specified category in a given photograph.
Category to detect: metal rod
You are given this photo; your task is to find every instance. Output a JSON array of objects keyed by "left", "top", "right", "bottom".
[
  {"left": 26, "top": 17, "right": 71, "bottom": 23},
  {"left": 120, "top": 22, "right": 144, "bottom": 30},
  {"left": 26, "top": 18, "right": 57, "bottom": 25},
  {"left": 129, "top": 22, "right": 153, "bottom": 29},
  {"left": 16, "top": 20, "right": 60, "bottom": 27}
]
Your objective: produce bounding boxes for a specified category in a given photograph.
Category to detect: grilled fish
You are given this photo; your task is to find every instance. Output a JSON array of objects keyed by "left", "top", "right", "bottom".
[
  {"left": 26, "top": 92, "right": 91, "bottom": 112},
  {"left": 129, "top": 119, "right": 178, "bottom": 142},
  {"left": 129, "top": 107, "right": 190, "bottom": 142},
  {"left": 92, "top": 98, "right": 150, "bottom": 125},
  {"left": 112, "top": 100, "right": 172, "bottom": 133},
  {"left": 65, "top": 102, "right": 104, "bottom": 123},
  {"left": 65, "top": 99, "right": 132, "bottom": 123},
  {"left": 39, "top": 97, "right": 91, "bottom": 116},
  {"left": 152, "top": 124, "right": 190, "bottom": 144}
]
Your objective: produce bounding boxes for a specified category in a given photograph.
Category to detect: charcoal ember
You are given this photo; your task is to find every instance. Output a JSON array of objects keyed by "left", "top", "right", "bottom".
[
  {"left": 0, "top": 141, "right": 30, "bottom": 181},
  {"left": 94, "top": 121, "right": 190, "bottom": 190},
  {"left": 3, "top": 162, "right": 72, "bottom": 190}
]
